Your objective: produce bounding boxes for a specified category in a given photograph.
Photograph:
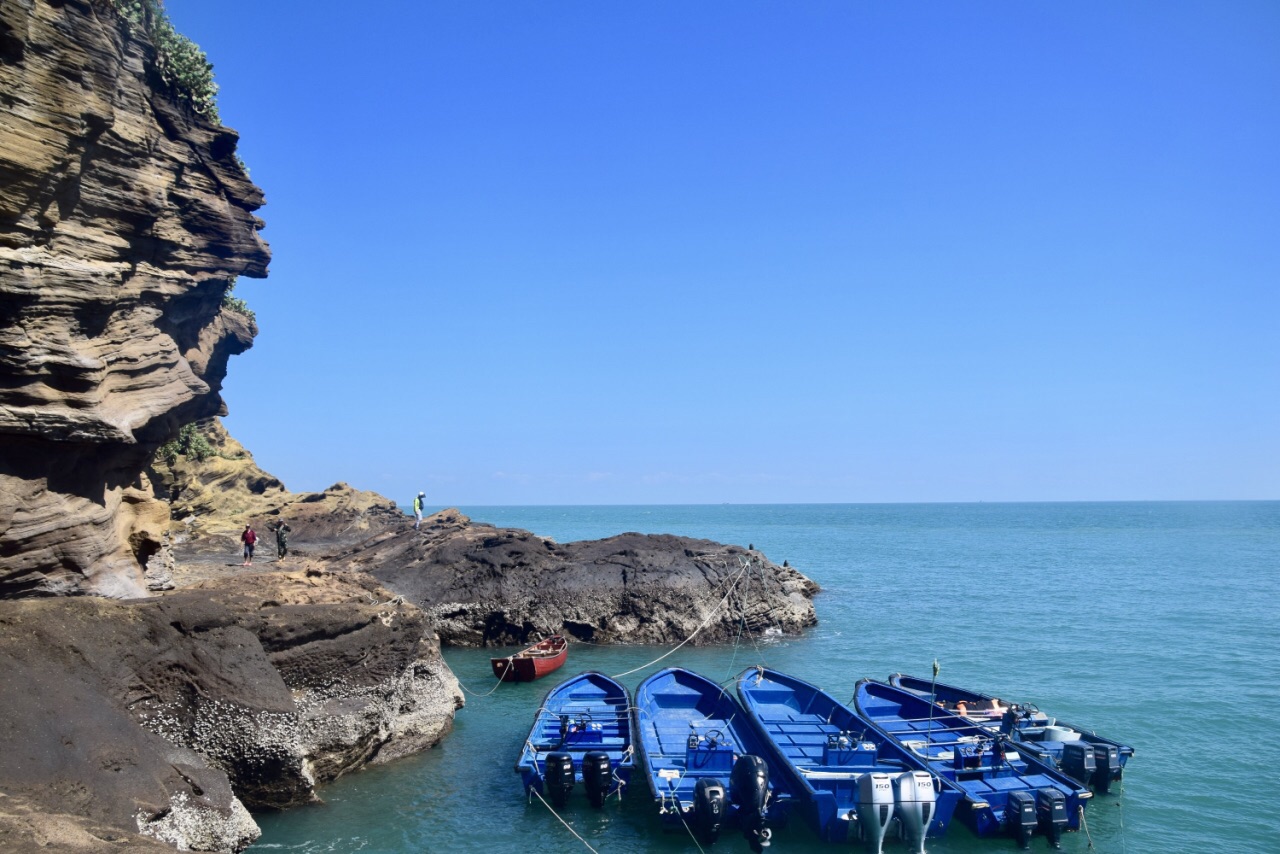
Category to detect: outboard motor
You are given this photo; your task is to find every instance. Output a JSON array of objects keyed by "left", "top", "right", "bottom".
[
  {"left": 581, "top": 751, "right": 612, "bottom": 807},
  {"left": 855, "top": 772, "right": 894, "bottom": 854},
  {"left": 1092, "top": 744, "right": 1119, "bottom": 793},
  {"left": 543, "top": 752, "right": 575, "bottom": 808},
  {"left": 730, "top": 754, "right": 772, "bottom": 852},
  {"left": 1036, "top": 787, "right": 1068, "bottom": 849},
  {"left": 1005, "top": 790, "right": 1037, "bottom": 850},
  {"left": 893, "top": 772, "right": 937, "bottom": 854},
  {"left": 692, "top": 778, "right": 726, "bottom": 844},
  {"left": 1061, "top": 741, "right": 1097, "bottom": 787}
]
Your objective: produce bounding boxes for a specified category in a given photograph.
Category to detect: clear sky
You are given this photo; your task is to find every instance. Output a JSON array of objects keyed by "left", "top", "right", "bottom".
[{"left": 164, "top": 0, "right": 1278, "bottom": 505}]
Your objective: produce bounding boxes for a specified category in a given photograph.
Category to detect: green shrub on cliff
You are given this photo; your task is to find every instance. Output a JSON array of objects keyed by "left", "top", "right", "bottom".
[
  {"left": 222, "top": 279, "right": 254, "bottom": 319},
  {"left": 104, "top": 0, "right": 220, "bottom": 123},
  {"left": 159, "top": 423, "right": 216, "bottom": 464}
]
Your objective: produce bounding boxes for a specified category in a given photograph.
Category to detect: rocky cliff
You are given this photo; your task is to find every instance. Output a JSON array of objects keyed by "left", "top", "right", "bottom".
[{"left": 0, "top": 0, "right": 269, "bottom": 598}]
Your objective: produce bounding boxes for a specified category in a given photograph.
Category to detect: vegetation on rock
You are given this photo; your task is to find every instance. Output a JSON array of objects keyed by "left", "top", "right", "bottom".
[
  {"left": 222, "top": 278, "right": 255, "bottom": 318},
  {"left": 158, "top": 422, "right": 220, "bottom": 464},
  {"left": 103, "top": 0, "right": 221, "bottom": 122}
]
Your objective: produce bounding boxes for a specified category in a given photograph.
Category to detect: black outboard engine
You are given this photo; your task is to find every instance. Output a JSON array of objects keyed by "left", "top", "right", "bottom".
[
  {"left": 692, "top": 777, "right": 726, "bottom": 845},
  {"left": 1006, "top": 790, "right": 1037, "bottom": 850},
  {"left": 1036, "top": 787, "right": 1068, "bottom": 849},
  {"left": 1092, "top": 744, "right": 1119, "bottom": 793},
  {"left": 543, "top": 752, "right": 575, "bottom": 808},
  {"left": 1061, "top": 742, "right": 1097, "bottom": 787},
  {"left": 730, "top": 754, "right": 771, "bottom": 852},
  {"left": 581, "top": 751, "right": 613, "bottom": 807}
]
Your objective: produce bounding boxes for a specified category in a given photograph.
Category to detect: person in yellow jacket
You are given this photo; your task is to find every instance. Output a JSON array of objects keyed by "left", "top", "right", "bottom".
[{"left": 413, "top": 491, "right": 425, "bottom": 530}]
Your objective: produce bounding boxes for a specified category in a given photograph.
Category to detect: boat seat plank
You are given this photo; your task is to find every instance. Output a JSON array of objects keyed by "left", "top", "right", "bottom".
[{"left": 956, "top": 779, "right": 995, "bottom": 796}]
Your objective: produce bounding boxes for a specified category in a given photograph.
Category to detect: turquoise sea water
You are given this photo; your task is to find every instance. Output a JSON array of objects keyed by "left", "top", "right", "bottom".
[{"left": 250, "top": 502, "right": 1280, "bottom": 854}]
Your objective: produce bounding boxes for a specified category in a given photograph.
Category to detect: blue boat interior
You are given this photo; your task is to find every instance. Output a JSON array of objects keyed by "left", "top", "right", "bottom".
[
  {"left": 856, "top": 681, "right": 1084, "bottom": 809},
  {"left": 517, "top": 671, "right": 633, "bottom": 803}
]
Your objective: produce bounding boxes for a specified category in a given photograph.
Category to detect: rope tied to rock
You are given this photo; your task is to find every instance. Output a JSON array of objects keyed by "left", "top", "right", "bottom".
[{"left": 611, "top": 558, "right": 752, "bottom": 679}]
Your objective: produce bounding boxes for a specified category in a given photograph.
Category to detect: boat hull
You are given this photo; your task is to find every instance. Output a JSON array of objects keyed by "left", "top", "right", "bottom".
[
  {"left": 887, "top": 673, "right": 1133, "bottom": 789},
  {"left": 515, "top": 671, "right": 634, "bottom": 805},
  {"left": 855, "top": 678, "right": 1091, "bottom": 842},
  {"left": 491, "top": 635, "right": 568, "bottom": 682},
  {"left": 634, "top": 667, "right": 793, "bottom": 851},
  {"left": 735, "top": 667, "right": 960, "bottom": 846}
]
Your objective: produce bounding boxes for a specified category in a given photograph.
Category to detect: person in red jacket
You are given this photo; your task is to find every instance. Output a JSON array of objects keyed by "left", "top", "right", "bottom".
[{"left": 241, "top": 524, "right": 257, "bottom": 566}]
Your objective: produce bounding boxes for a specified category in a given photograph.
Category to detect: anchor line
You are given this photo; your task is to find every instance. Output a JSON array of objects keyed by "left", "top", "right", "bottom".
[
  {"left": 676, "top": 809, "right": 711, "bottom": 854},
  {"left": 1078, "top": 804, "right": 1094, "bottom": 849},
  {"left": 1118, "top": 777, "right": 1127, "bottom": 854},
  {"left": 529, "top": 787, "right": 600, "bottom": 854},
  {"left": 660, "top": 767, "right": 710, "bottom": 854},
  {"left": 454, "top": 660, "right": 510, "bottom": 698}
]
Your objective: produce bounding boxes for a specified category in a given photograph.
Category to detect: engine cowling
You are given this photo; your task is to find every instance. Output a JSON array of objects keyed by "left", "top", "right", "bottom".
[
  {"left": 582, "top": 751, "right": 612, "bottom": 807},
  {"left": 1036, "top": 787, "right": 1068, "bottom": 849},
  {"left": 1006, "top": 790, "right": 1037, "bottom": 850},
  {"left": 1092, "top": 744, "right": 1120, "bottom": 793},
  {"left": 692, "top": 778, "right": 726, "bottom": 844},
  {"left": 893, "top": 771, "right": 937, "bottom": 854},
  {"left": 731, "top": 754, "right": 771, "bottom": 851},
  {"left": 855, "top": 772, "right": 894, "bottom": 854},
  {"left": 543, "top": 752, "right": 575, "bottom": 808}
]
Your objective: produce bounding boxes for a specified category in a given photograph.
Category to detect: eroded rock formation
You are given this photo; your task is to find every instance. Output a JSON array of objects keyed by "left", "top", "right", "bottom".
[
  {"left": 333, "top": 510, "right": 821, "bottom": 646},
  {"left": 0, "top": 0, "right": 269, "bottom": 598},
  {"left": 0, "top": 569, "right": 463, "bottom": 853}
]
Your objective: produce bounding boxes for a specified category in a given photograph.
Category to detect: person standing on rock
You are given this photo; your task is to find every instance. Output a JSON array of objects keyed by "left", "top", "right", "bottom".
[
  {"left": 273, "top": 521, "right": 291, "bottom": 559},
  {"left": 241, "top": 524, "right": 257, "bottom": 566},
  {"left": 413, "top": 491, "right": 425, "bottom": 530}
]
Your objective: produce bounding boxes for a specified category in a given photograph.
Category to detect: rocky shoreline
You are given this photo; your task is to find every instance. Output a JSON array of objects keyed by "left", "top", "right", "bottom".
[{"left": 0, "top": 568, "right": 463, "bottom": 852}]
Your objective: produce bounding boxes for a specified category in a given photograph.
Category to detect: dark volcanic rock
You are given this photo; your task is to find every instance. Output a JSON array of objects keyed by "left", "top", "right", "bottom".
[
  {"left": 330, "top": 510, "right": 820, "bottom": 646},
  {"left": 0, "top": 571, "right": 462, "bottom": 852}
]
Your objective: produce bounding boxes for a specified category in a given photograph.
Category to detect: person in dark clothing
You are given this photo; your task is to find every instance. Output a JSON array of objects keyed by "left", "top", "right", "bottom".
[{"left": 273, "top": 521, "right": 291, "bottom": 559}]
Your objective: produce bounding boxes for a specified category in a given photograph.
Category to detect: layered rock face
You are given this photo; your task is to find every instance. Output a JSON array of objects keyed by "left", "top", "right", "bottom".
[
  {"left": 0, "top": 0, "right": 269, "bottom": 598},
  {"left": 0, "top": 569, "right": 463, "bottom": 853}
]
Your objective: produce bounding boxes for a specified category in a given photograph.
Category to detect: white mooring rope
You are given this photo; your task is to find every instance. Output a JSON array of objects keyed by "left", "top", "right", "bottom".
[
  {"left": 529, "top": 787, "right": 600, "bottom": 854},
  {"left": 612, "top": 560, "right": 752, "bottom": 679}
]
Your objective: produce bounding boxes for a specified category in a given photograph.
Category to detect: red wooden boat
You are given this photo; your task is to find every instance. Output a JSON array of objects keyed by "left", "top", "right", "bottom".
[{"left": 490, "top": 635, "right": 568, "bottom": 682}]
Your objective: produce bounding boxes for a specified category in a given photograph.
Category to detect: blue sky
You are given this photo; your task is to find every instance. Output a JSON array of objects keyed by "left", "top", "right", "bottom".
[{"left": 165, "top": 1, "right": 1278, "bottom": 505}]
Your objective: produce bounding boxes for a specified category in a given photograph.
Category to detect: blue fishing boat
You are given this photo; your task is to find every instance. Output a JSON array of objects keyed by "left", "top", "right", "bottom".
[
  {"left": 633, "top": 667, "right": 794, "bottom": 852},
  {"left": 887, "top": 672, "right": 1133, "bottom": 793},
  {"left": 735, "top": 667, "right": 958, "bottom": 854},
  {"left": 854, "top": 679, "right": 1092, "bottom": 849},
  {"left": 515, "top": 671, "right": 635, "bottom": 808}
]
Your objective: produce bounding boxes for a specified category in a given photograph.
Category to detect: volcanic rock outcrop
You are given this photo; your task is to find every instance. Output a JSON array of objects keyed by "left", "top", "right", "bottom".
[
  {"left": 0, "top": 569, "right": 463, "bottom": 853},
  {"left": 147, "top": 417, "right": 405, "bottom": 552},
  {"left": 0, "top": 0, "right": 269, "bottom": 598},
  {"left": 332, "top": 510, "right": 821, "bottom": 646}
]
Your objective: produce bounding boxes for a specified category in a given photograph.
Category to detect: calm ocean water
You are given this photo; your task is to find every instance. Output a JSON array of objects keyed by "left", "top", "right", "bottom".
[{"left": 250, "top": 502, "right": 1280, "bottom": 854}]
